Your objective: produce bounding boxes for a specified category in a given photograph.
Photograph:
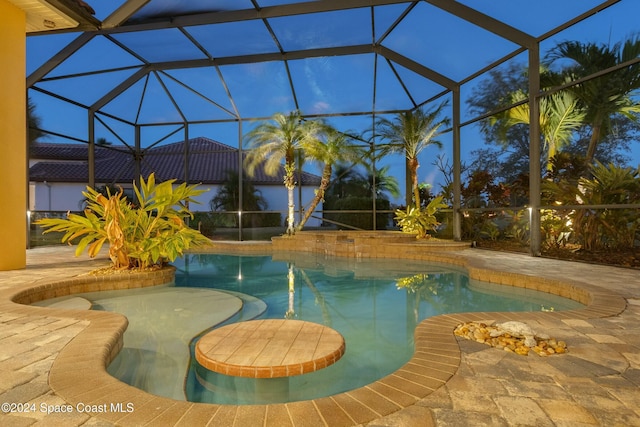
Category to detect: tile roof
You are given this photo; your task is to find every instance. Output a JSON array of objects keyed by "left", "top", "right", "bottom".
[{"left": 29, "top": 137, "right": 321, "bottom": 186}]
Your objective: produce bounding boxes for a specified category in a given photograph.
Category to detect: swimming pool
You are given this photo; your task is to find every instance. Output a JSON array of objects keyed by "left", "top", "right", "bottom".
[{"left": 64, "top": 253, "right": 583, "bottom": 404}]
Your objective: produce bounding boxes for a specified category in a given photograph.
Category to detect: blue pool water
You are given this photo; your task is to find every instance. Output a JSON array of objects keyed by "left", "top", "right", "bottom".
[{"left": 62, "top": 253, "right": 583, "bottom": 405}]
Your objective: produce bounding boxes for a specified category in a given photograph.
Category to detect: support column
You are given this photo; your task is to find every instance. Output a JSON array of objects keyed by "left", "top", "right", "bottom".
[
  {"left": 528, "top": 45, "right": 542, "bottom": 256},
  {"left": 88, "top": 110, "right": 95, "bottom": 188},
  {"left": 452, "top": 86, "right": 462, "bottom": 241},
  {"left": 0, "top": 1, "right": 26, "bottom": 270},
  {"left": 134, "top": 125, "right": 141, "bottom": 184},
  {"left": 238, "top": 119, "right": 243, "bottom": 241}
]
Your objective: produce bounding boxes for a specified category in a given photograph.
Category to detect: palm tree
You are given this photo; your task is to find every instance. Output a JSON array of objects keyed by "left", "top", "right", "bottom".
[
  {"left": 327, "top": 163, "right": 365, "bottom": 199},
  {"left": 27, "top": 98, "right": 45, "bottom": 151},
  {"left": 297, "top": 126, "right": 363, "bottom": 230},
  {"left": 210, "top": 170, "right": 268, "bottom": 212},
  {"left": 244, "top": 111, "right": 319, "bottom": 235},
  {"left": 365, "top": 165, "right": 401, "bottom": 200},
  {"left": 374, "top": 102, "right": 449, "bottom": 208},
  {"left": 545, "top": 36, "right": 640, "bottom": 165},
  {"left": 495, "top": 89, "right": 586, "bottom": 171}
]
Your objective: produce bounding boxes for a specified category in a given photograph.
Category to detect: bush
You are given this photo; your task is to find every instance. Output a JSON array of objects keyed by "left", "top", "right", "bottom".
[
  {"left": 394, "top": 196, "right": 448, "bottom": 239},
  {"left": 36, "top": 174, "right": 210, "bottom": 269},
  {"left": 324, "top": 196, "right": 392, "bottom": 230}
]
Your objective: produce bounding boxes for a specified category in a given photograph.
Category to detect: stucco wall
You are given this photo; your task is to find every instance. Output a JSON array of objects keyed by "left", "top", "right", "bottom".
[{"left": 0, "top": 0, "right": 26, "bottom": 269}]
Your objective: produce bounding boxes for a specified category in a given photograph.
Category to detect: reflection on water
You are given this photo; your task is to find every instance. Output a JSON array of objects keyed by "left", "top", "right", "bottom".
[{"left": 174, "top": 254, "right": 582, "bottom": 404}]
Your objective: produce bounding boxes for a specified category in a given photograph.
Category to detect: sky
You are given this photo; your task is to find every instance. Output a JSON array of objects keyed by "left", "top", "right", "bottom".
[{"left": 26, "top": 0, "right": 640, "bottom": 204}]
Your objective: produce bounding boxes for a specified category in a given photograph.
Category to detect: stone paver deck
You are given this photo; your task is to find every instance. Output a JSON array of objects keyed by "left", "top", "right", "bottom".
[{"left": 0, "top": 244, "right": 638, "bottom": 426}]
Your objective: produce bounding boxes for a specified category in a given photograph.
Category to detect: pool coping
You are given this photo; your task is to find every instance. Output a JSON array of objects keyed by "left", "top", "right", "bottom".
[{"left": 1, "top": 242, "right": 627, "bottom": 426}]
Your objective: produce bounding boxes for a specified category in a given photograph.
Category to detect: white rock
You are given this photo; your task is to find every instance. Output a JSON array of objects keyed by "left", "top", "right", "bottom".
[{"left": 493, "top": 321, "right": 537, "bottom": 337}]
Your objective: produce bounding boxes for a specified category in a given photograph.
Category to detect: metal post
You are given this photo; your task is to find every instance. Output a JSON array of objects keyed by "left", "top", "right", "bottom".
[
  {"left": 238, "top": 119, "right": 243, "bottom": 241},
  {"left": 528, "top": 45, "right": 542, "bottom": 256},
  {"left": 134, "top": 125, "right": 141, "bottom": 184},
  {"left": 371, "top": 114, "right": 377, "bottom": 230},
  {"left": 452, "top": 86, "right": 462, "bottom": 241},
  {"left": 88, "top": 110, "right": 95, "bottom": 188}
]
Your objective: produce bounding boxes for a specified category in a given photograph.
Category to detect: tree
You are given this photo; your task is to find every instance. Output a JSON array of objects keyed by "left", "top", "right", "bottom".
[
  {"left": 210, "top": 170, "right": 268, "bottom": 213},
  {"left": 244, "top": 111, "right": 320, "bottom": 235},
  {"left": 209, "top": 170, "right": 271, "bottom": 229},
  {"left": 545, "top": 35, "right": 640, "bottom": 165},
  {"left": 27, "top": 98, "right": 45, "bottom": 151},
  {"left": 466, "top": 62, "right": 532, "bottom": 183},
  {"left": 366, "top": 165, "right": 401, "bottom": 201},
  {"left": 297, "top": 126, "right": 363, "bottom": 230},
  {"left": 96, "top": 137, "right": 112, "bottom": 146},
  {"left": 327, "top": 163, "right": 364, "bottom": 199},
  {"left": 325, "top": 163, "right": 400, "bottom": 202},
  {"left": 493, "top": 89, "right": 586, "bottom": 171},
  {"left": 374, "top": 102, "right": 449, "bottom": 208}
]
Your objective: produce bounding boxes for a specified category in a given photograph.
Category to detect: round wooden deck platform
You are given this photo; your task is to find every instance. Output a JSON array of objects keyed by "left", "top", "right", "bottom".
[{"left": 195, "top": 319, "right": 345, "bottom": 379}]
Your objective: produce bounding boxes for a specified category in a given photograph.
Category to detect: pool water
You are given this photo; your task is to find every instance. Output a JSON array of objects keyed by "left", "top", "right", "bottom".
[{"left": 74, "top": 253, "right": 583, "bottom": 404}]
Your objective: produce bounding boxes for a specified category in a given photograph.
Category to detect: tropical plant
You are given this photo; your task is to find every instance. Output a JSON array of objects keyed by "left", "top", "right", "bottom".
[
  {"left": 395, "top": 195, "right": 448, "bottom": 239},
  {"left": 504, "top": 209, "right": 529, "bottom": 245},
  {"left": 543, "top": 161, "right": 640, "bottom": 250},
  {"left": 36, "top": 173, "right": 210, "bottom": 269},
  {"left": 571, "top": 162, "right": 640, "bottom": 250},
  {"left": 493, "top": 89, "right": 586, "bottom": 170},
  {"left": 540, "top": 208, "right": 572, "bottom": 249},
  {"left": 244, "top": 111, "right": 321, "bottom": 235},
  {"left": 466, "top": 59, "right": 637, "bottom": 184},
  {"left": 297, "top": 126, "right": 363, "bottom": 230},
  {"left": 375, "top": 102, "right": 449, "bottom": 208},
  {"left": 545, "top": 36, "right": 640, "bottom": 164}
]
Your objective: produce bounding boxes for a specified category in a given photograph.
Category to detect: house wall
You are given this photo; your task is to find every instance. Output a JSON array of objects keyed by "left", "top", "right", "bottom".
[
  {"left": 32, "top": 183, "right": 87, "bottom": 212},
  {"left": 30, "top": 182, "right": 323, "bottom": 227},
  {"left": 0, "top": 1, "right": 26, "bottom": 270}
]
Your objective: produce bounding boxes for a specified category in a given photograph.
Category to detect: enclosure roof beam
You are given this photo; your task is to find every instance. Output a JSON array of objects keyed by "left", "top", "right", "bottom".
[
  {"left": 424, "top": 0, "right": 535, "bottom": 48},
  {"left": 27, "top": 32, "right": 95, "bottom": 87},
  {"left": 101, "top": 0, "right": 152, "bottom": 29},
  {"left": 376, "top": 46, "right": 457, "bottom": 90},
  {"left": 101, "top": 0, "right": 420, "bottom": 34},
  {"left": 91, "top": 66, "right": 151, "bottom": 112},
  {"left": 101, "top": 43, "right": 455, "bottom": 93}
]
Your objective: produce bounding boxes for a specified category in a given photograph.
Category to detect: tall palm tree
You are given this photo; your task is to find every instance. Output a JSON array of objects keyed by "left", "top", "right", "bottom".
[
  {"left": 374, "top": 102, "right": 449, "bottom": 208},
  {"left": 545, "top": 36, "right": 640, "bottom": 164},
  {"left": 244, "top": 111, "right": 319, "bottom": 235},
  {"left": 496, "top": 89, "right": 586, "bottom": 171},
  {"left": 297, "top": 126, "right": 363, "bottom": 230}
]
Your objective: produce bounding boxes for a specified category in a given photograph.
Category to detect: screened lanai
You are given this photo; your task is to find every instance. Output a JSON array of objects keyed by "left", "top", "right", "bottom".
[{"left": 24, "top": 0, "right": 640, "bottom": 256}]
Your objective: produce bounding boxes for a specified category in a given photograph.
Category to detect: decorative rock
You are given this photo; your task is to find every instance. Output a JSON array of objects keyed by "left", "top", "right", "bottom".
[{"left": 454, "top": 321, "right": 567, "bottom": 357}]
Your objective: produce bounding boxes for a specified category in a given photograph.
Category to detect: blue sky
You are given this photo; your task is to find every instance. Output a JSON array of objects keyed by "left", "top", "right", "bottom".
[{"left": 26, "top": 1, "right": 640, "bottom": 202}]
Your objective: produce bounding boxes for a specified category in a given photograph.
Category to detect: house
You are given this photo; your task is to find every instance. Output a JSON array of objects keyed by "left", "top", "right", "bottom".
[{"left": 29, "top": 137, "right": 323, "bottom": 226}]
